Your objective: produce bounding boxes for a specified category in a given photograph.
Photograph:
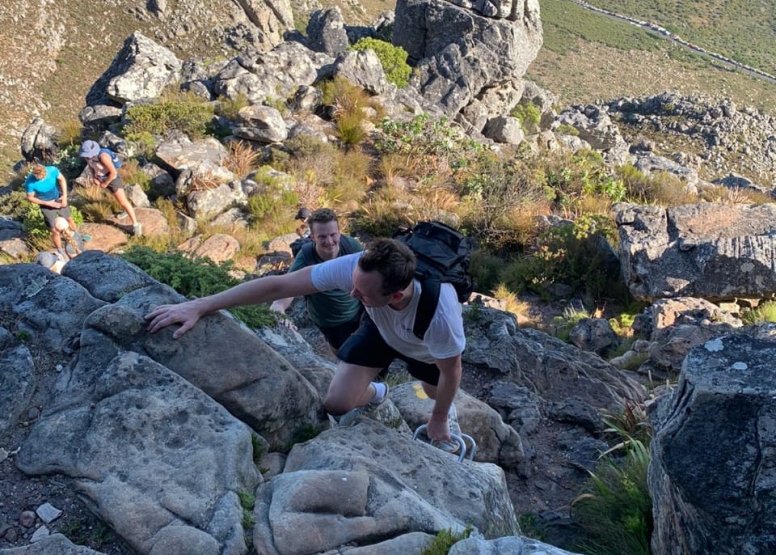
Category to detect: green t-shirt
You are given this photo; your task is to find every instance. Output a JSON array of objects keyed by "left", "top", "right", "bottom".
[{"left": 288, "top": 235, "right": 363, "bottom": 328}]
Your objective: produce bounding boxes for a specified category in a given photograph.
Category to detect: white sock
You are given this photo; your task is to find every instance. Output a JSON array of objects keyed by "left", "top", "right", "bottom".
[{"left": 371, "top": 382, "right": 387, "bottom": 404}]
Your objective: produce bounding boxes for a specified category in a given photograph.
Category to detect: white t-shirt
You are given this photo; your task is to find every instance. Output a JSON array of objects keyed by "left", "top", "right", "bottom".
[{"left": 311, "top": 253, "right": 466, "bottom": 364}]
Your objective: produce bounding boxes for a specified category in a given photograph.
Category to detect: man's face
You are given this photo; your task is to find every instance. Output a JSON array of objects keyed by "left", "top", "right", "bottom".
[
  {"left": 311, "top": 220, "right": 341, "bottom": 260},
  {"left": 350, "top": 267, "right": 396, "bottom": 308}
]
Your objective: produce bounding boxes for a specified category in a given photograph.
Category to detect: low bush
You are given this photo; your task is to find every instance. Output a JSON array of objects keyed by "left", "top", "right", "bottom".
[
  {"left": 350, "top": 37, "right": 412, "bottom": 87},
  {"left": 511, "top": 102, "right": 542, "bottom": 133},
  {"left": 123, "top": 92, "right": 214, "bottom": 140},
  {"left": 121, "top": 246, "right": 276, "bottom": 329},
  {"left": 499, "top": 214, "right": 626, "bottom": 301}
]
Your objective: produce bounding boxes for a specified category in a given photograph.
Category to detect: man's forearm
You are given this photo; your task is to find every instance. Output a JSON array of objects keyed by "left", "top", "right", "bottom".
[{"left": 430, "top": 365, "right": 461, "bottom": 418}]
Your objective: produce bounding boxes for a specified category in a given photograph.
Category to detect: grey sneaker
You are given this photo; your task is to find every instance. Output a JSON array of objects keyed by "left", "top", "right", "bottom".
[
  {"left": 433, "top": 404, "right": 462, "bottom": 454},
  {"left": 133, "top": 223, "right": 143, "bottom": 237},
  {"left": 115, "top": 211, "right": 128, "bottom": 220},
  {"left": 335, "top": 382, "right": 389, "bottom": 427}
]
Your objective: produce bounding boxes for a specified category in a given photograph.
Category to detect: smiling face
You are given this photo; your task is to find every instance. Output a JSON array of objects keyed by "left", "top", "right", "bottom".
[
  {"left": 350, "top": 267, "right": 399, "bottom": 308},
  {"left": 311, "top": 220, "right": 341, "bottom": 261}
]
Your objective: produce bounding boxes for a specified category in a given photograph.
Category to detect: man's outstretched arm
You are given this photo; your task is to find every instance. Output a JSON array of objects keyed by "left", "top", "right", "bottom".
[{"left": 146, "top": 266, "right": 318, "bottom": 338}]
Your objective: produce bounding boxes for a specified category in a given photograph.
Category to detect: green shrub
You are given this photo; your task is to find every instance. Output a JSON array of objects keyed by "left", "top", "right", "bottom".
[
  {"left": 500, "top": 215, "right": 626, "bottom": 301},
  {"left": 120, "top": 246, "right": 276, "bottom": 329},
  {"left": 420, "top": 527, "right": 472, "bottom": 555},
  {"left": 123, "top": 93, "right": 214, "bottom": 139},
  {"left": 742, "top": 300, "right": 776, "bottom": 324},
  {"left": 0, "top": 190, "right": 83, "bottom": 239},
  {"left": 376, "top": 114, "right": 483, "bottom": 180},
  {"left": 511, "top": 102, "right": 542, "bottom": 133},
  {"left": 351, "top": 37, "right": 412, "bottom": 87},
  {"left": 556, "top": 123, "right": 580, "bottom": 136},
  {"left": 215, "top": 93, "right": 250, "bottom": 120}
]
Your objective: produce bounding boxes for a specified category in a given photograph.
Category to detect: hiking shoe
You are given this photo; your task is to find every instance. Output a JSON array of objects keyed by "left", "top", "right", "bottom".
[
  {"left": 115, "top": 211, "right": 128, "bottom": 220},
  {"left": 133, "top": 223, "right": 143, "bottom": 237},
  {"left": 335, "top": 382, "right": 389, "bottom": 427},
  {"left": 79, "top": 233, "right": 92, "bottom": 242},
  {"left": 432, "top": 404, "right": 462, "bottom": 454}
]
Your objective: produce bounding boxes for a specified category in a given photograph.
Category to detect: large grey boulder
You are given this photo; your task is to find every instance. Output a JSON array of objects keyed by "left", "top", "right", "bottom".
[
  {"left": 232, "top": 0, "right": 295, "bottom": 51},
  {"left": 554, "top": 104, "right": 629, "bottom": 163},
  {"left": 450, "top": 536, "right": 583, "bottom": 554},
  {"left": 306, "top": 7, "right": 349, "bottom": 56},
  {"left": 649, "top": 334, "right": 776, "bottom": 555},
  {"left": 394, "top": 0, "right": 542, "bottom": 116},
  {"left": 333, "top": 49, "right": 397, "bottom": 97},
  {"left": 86, "top": 32, "right": 182, "bottom": 105},
  {"left": 462, "top": 307, "right": 645, "bottom": 409},
  {"left": 234, "top": 105, "right": 288, "bottom": 143},
  {"left": 19, "top": 117, "right": 59, "bottom": 163},
  {"left": 616, "top": 203, "right": 776, "bottom": 301},
  {"left": 213, "top": 42, "right": 333, "bottom": 105},
  {"left": 0, "top": 328, "right": 35, "bottom": 434},
  {"left": 253, "top": 420, "right": 519, "bottom": 554},
  {"left": 16, "top": 350, "right": 259, "bottom": 555},
  {"left": 0, "top": 533, "right": 106, "bottom": 554},
  {"left": 0, "top": 263, "right": 107, "bottom": 352}
]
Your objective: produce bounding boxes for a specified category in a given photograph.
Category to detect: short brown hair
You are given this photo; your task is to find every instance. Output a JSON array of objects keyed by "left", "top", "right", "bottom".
[
  {"left": 307, "top": 208, "right": 338, "bottom": 229},
  {"left": 358, "top": 239, "right": 416, "bottom": 295},
  {"left": 31, "top": 164, "right": 46, "bottom": 180}
]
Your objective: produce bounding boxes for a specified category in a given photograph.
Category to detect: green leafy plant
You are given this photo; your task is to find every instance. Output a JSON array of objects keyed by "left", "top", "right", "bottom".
[
  {"left": 123, "top": 92, "right": 214, "bottom": 139},
  {"left": 511, "top": 102, "right": 542, "bottom": 133},
  {"left": 351, "top": 37, "right": 412, "bottom": 87},
  {"left": 570, "top": 412, "right": 653, "bottom": 555},
  {"left": 120, "top": 246, "right": 276, "bottom": 329},
  {"left": 499, "top": 214, "right": 626, "bottom": 301},
  {"left": 741, "top": 300, "right": 776, "bottom": 324},
  {"left": 376, "top": 114, "right": 482, "bottom": 180},
  {"left": 238, "top": 489, "right": 256, "bottom": 531},
  {"left": 215, "top": 93, "right": 250, "bottom": 121},
  {"left": 420, "top": 527, "right": 473, "bottom": 555}
]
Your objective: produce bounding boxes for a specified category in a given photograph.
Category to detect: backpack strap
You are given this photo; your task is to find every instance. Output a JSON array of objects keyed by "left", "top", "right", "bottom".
[
  {"left": 412, "top": 277, "right": 441, "bottom": 339},
  {"left": 300, "top": 241, "right": 317, "bottom": 267}
]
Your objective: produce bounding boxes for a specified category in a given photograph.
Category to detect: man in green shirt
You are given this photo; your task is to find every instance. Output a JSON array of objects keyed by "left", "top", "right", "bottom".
[{"left": 270, "top": 208, "right": 363, "bottom": 352}]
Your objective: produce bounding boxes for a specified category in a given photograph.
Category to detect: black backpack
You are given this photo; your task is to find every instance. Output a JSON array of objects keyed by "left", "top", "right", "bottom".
[{"left": 393, "top": 221, "right": 475, "bottom": 339}]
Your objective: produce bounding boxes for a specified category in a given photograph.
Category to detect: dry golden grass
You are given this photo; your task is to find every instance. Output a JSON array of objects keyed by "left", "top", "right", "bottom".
[
  {"left": 225, "top": 140, "right": 261, "bottom": 179},
  {"left": 293, "top": 170, "right": 328, "bottom": 210},
  {"left": 73, "top": 184, "right": 121, "bottom": 222}
]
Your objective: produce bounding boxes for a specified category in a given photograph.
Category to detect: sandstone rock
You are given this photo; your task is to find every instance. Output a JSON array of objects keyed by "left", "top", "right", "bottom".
[{"left": 616, "top": 203, "right": 776, "bottom": 301}]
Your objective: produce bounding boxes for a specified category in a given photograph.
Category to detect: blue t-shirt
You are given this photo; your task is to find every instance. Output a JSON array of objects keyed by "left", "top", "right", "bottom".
[{"left": 25, "top": 167, "right": 61, "bottom": 202}]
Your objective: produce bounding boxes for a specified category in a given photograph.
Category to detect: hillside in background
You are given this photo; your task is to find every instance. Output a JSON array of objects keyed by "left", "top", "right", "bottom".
[{"left": 4, "top": 0, "right": 776, "bottom": 179}]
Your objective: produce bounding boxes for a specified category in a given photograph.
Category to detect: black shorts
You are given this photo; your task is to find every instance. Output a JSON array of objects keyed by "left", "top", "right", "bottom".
[
  {"left": 103, "top": 174, "right": 124, "bottom": 193},
  {"left": 40, "top": 205, "right": 72, "bottom": 228},
  {"left": 337, "top": 314, "right": 441, "bottom": 386},
  {"left": 319, "top": 311, "right": 363, "bottom": 351}
]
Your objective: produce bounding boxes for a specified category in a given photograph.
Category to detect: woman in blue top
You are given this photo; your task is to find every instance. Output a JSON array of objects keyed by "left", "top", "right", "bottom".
[{"left": 25, "top": 163, "right": 78, "bottom": 253}]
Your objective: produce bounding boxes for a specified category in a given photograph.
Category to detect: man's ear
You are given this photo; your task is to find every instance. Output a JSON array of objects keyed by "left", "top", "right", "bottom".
[{"left": 390, "top": 290, "right": 405, "bottom": 303}]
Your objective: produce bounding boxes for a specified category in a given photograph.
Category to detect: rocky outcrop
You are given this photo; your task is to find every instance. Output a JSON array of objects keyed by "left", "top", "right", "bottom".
[
  {"left": 649, "top": 334, "right": 776, "bottom": 555},
  {"left": 616, "top": 202, "right": 776, "bottom": 301},
  {"left": 1, "top": 252, "right": 644, "bottom": 554},
  {"left": 393, "top": 0, "right": 543, "bottom": 117},
  {"left": 608, "top": 92, "right": 776, "bottom": 188},
  {"left": 86, "top": 32, "right": 183, "bottom": 106}
]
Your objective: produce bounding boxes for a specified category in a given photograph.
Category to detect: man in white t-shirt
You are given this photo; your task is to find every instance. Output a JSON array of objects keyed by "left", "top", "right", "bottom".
[{"left": 146, "top": 239, "right": 466, "bottom": 450}]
